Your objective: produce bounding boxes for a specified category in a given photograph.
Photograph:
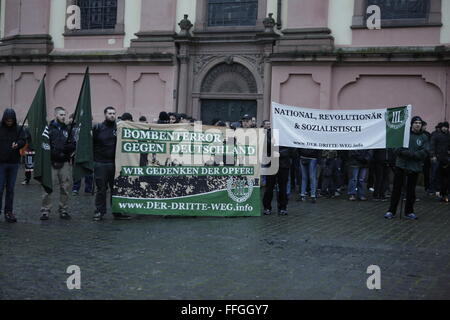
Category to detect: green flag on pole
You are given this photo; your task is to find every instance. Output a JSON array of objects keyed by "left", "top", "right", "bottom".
[
  {"left": 72, "top": 67, "right": 94, "bottom": 183},
  {"left": 27, "top": 75, "right": 53, "bottom": 193}
]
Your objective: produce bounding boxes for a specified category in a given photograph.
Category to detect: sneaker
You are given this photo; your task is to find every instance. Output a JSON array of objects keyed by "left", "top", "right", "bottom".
[
  {"left": 369, "top": 187, "right": 375, "bottom": 192},
  {"left": 349, "top": 195, "right": 356, "bottom": 201},
  {"left": 263, "top": 209, "right": 272, "bottom": 215},
  {"left": 93, "top": 211, "right": 104, "bottom": 221},
  {"left": 405, "top": 213, "right": 418, "bottom": 220},
  {"left": 72, "top": 190, "right": 79, "bottom": 196},
  {"left": 40, "top": 212, "right": 49, "bottom": 220},
  {"left": 113, "top": 213, "right": 132, "bottom": 220},
  {"left": 359, "top": 196, "right": 367, "bottom": 201},
  {"left": 59, "top": 212, "right": 71, "bottom": 220},
  {"left": 21, "top": 180, "right": 30, "bottom": 185},
  {"left": 384, "top": 212, "right": 394, "bottom": 219},
  {"left": 278, "top": 210, "right": 288, "bottom": 216},
  {"left": 5, "top": 212, "right": 17, "bottom": 223}
]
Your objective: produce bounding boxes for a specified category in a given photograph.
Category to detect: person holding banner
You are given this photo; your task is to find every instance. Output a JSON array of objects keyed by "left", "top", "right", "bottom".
[
  {"left": 298, "top": 148, "right": 321, "bottom": 203},
  {"left": 0, "top": 108, "right": 26, "bottom": 222},
  {"left": 430, "top": 121, "right": 450, "bottom": 202},
  {"left": 347, "top": 150, "right": 373, "bottom": 201},
  {"left": 40, "top": 107, "right": 76, "bottom": 220},
  {"left": 384, "top": 116, "right": 430, "bottom": 220},
  {"left": 263, "top": 125, "right": 294, "bottom": 215},
  {"left": 92, "top": 106, "right": 131, "bottom": 221}
]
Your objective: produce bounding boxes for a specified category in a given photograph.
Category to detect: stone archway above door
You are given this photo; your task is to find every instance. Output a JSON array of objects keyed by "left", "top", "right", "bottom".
[{"left": 200, "top": 62, "right": 258, "bottom": 94}]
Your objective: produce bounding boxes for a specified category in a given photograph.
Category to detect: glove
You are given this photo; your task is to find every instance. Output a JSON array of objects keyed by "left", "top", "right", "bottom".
[
  {"left": 63, "top": 143, "right": 75, "bottom": 155},
  {"left": 398, "top": 148, "right": 411, "bottom": 158}
]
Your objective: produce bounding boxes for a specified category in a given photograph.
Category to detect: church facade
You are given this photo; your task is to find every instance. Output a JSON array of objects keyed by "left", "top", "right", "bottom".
[{"left": 0, "top": 0, "right": 449, "bottom": 127}]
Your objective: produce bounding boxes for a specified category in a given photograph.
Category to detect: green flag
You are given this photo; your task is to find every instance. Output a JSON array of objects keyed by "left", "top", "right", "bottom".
[
  {"left": 27, "top": 76, "right": 53, "bottom": 193},
  {"left": 72, "top": 67, "right": 94, "bottom": 182}
]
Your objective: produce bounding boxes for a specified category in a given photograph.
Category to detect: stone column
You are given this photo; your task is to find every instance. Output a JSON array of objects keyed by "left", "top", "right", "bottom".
[
  {"left": 0, "top": 0, "right": 53, "bottom": 56},
  {"left": 129, "top": 0, "right": 177, "bottom": 54},
  {"left": 177, "top": 44, "right": 189, "bottom": 115}
]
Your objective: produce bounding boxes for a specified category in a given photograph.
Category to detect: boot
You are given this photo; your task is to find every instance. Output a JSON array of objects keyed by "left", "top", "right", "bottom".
[{"left": 5, "top": 212, "right": 17, "bottom": 223}]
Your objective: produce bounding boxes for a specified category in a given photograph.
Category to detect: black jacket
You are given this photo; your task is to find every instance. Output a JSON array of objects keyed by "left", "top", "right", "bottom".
[
  {"left": 262, "top": 129, "right": 294, "bottom": 169},
  {"left": 0, "top": 109, "right": 26, "bottom": 164},
  {"left": 279, "top": 147, "right": 295, "bottom": 169},
  {"left": 430, "top": 131, "right": 450, "bottom": 163},
  {"left": 298, "top": 148, "right": 321, "bottom": 159},
  {"left": 48, "top": 120, "right": 76, "bottom": 163},
  {"left": 348, "top": 150, "right": 373, "bottom": 167},
  {"left": 373, "top": 148, "right": 395, "bottom": 166},
  {"left": 93, "top": 120, "right": 117, "bottom": 163}
]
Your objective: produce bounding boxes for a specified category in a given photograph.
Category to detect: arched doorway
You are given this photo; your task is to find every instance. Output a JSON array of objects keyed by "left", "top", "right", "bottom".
[{"left": 199, "top": 62, "right": 258, "bottom": 125}]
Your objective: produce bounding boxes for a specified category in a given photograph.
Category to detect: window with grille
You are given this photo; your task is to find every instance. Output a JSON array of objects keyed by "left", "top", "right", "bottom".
[
  {"left": 76, "top": 0, "right": 117, "bottom": 30},
  {"left": 207, "top": 0, "right": 258, "bottom": 27},
  {"left": 366, "top": 0, "right": 429, "bottom": 20}
]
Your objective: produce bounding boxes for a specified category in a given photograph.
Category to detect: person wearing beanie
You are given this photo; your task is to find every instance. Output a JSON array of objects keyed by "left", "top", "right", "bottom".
[
  {"left": 430, "top": 121, "right": 450, "bottom": 202},
  {"left": 158, "top": 111, "right": 170, "bottom": 124},
  {"left": 120, "top": 112, "right": 133, "bottom": 122},
  {"left": 421, "top": 120, "right": 432, "bottom": 193},
  {"left": 0, "top": 108, "right": 26, "bottom": 222},
  {"left": 384, "top": 116, "right": 429, "bottom": 220}
]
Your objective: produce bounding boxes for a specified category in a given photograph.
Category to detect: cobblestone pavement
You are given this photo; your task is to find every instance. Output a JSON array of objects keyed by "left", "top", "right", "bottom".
[{"left": 1, "top": 171, "right": 449, "bottom": 300}]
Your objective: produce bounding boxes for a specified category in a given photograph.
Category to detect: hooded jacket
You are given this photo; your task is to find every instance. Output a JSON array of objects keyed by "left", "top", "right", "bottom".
[{"left": 0, "top": 108, "right": 26, "bottom": 163}]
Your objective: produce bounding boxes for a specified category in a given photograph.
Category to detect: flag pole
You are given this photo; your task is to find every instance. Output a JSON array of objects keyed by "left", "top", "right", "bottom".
[
  {"left": 66, "top": 67, "right": 89, "bottom": 144},
  {"left": 17, "top": 74, "right": 46, "bottom": 140}
]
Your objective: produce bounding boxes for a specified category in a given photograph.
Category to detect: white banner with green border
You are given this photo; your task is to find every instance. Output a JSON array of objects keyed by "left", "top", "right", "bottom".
[{"left": 272, "top": 102, "right": 412, "bottom": 150}]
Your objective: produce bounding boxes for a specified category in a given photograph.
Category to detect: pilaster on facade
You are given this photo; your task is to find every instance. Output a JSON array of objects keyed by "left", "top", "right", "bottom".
[
  {"left": 0, "top": 0, "right": 53, "bottom": 56},
  {"left": 129, "top": 0, "right": 177, "bottom": 56}
]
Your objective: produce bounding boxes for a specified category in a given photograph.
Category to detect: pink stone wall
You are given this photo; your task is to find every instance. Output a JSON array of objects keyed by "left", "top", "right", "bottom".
[
  {"left": 352, "top": 27, "right": 442, "bottom": 47},
  {"left": 285, "top": 0, "right": 329, "bottom": 29},
  {"left": 3, "top": 0, "right": 50, "bottom": 37},
  {"left": 139, "top": 0, "right": 177, "bottom": 32},
  {"left": 64, "top": 36, "right": 125, "bottom": 50},
  {"left": 272, "top": 64, "right": 449, "bottom": 128},
  {"left": 0, "top": 64, "right": 176, "bottom": 124}
]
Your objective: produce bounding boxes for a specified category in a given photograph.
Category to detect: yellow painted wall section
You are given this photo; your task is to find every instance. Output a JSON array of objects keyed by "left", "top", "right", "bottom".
[
  {"left": 49, "top": 0, "right": 65, "bottom": 49},
  {"left": 328, "top": 0, "right": 354, "bottom": 46},
  {"left": 176, "top": 0, "right": 196, "bottom": 33},
  {"left": 124, "top": 0, "right": 141, "bottom": 47},
  {"left": 441, "top": 0, "right": 450, "bottom": 44}
]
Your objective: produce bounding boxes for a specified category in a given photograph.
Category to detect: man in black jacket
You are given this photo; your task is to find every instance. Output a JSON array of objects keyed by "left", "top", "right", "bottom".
[
  {"left": 262, "top": 127, "right": 294, "bottom": 215},
  {"left": 93, "top": 106, "right": 130, "bottom": 221},
  {"left": 0, "top": 108, "right": 26, "bottom": 222},
  {"left": 431, "top": 121, "right": 450, "bottom": 202},
  {"left": 40, "top": 107, "right": 76, "bottom": 220}
]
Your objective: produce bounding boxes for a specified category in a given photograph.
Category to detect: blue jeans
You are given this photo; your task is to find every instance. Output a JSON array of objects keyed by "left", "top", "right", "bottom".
[
  {"left": 300, "top": 158, "right": 318, "bottom": 197},
  {"left": 0, "top": 163, "right": 19, "bottom": 213},
  {"left": 348, "top": 166, "right": 367, "bottom": 198}
]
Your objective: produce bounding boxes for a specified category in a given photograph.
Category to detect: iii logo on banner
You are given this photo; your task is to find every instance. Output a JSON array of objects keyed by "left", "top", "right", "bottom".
[{"left": 385, "top": 108, "right": 409, "bottom": 130}]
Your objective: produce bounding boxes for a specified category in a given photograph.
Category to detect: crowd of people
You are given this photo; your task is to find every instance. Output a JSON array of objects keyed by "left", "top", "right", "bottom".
[
  {"left": 262, "top": 117, "right": 450, "bottom": 220},
  {"left": 0, "top": 106, "right": 448, "bottom": 223}
]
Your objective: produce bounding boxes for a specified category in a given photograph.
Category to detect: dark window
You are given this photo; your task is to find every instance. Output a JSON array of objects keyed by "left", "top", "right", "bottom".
[
  {"left": 76, "top": 0, "right": 117, "bottom": 29},
  {"left": 366, "top": 0, "right": 429, "bottom": 20},
  {"left": 208, "top": 0, "right": 258, "bottom": 26}
]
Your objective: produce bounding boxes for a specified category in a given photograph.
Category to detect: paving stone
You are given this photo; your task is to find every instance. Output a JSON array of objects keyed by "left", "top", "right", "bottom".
[{"left": 0, "top": 169, "right": 449, "bottom": 299}]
